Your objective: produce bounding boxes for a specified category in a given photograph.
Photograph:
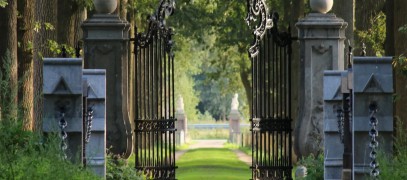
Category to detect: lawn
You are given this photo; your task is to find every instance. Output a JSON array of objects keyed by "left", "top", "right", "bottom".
[{"left": 176, "top": 148, "right": 251, "bottom": 180}]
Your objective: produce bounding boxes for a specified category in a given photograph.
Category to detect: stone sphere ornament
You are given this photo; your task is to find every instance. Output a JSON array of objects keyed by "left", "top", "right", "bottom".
[
  {"left": 310, "top": 0, "right": 333, "bottom": 14},
  {"left": 93, "top": 0, "right": 117, "bottom": 14}
]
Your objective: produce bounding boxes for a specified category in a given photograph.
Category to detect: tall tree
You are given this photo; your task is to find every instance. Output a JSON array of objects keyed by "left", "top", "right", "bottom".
[
  {"left": 33, "top": 0, "right": 58, "bottom": 130},
  {"left": 57, "top": 0, "right": 86, "bottom": 49},
  {"left": 0, "top": 0, "right": 18, "bottom": 120},
  {"left": 393, "top": 0, "right": 407, "bottom": 128},
  {"left": 17, "top": 0, "right": 35, "bottom": 130},
  {"left": 332, "top": 0, "right": 355, "bottom": 46}
]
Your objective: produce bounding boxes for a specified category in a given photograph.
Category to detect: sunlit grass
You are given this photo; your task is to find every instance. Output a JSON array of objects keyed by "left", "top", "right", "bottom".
[{"left": 177, "top": 148, "right": 251, "bottom": 180}]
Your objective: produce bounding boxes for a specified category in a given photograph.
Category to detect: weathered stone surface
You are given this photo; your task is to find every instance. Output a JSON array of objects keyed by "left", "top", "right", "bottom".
[
  {"left": 83, "top": 69, "right": 106, "bottom": 177},
  {"left": 352, "top": 57, "right": 393, "bottom": 179},
  {"left": 295, "top": 13, "right": 347, "bottom": 157},
  {"left": 323, "top": 70, "right": 344, "bottom": 180},
  {"left": 229, "top": 110, "right": 241, "bottom": 144},
  {"left": 82, "top": 14, "right": 133, "bottom": 157},
  {"left": 43, "top": 58, "right": 83, "bottom": 163}
]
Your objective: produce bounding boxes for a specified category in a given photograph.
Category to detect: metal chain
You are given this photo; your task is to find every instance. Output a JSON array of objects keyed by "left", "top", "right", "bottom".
[
  {"left": 369, "top": 102, "right": 379, "bottom": 178},
  {"left": 59, "top": 110, "right": 68, "bottom": 160},
  {"left": 85, "top": 106, "right": 93, "bottom": 143},
  {"left": 336, "top": 108, "right": 344, "bottom": 143}
]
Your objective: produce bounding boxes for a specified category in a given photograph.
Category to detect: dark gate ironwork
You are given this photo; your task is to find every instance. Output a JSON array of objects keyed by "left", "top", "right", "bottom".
[
  {"left": 132, "top": 0, "right": 177, "bottom": 179},
  {"left": 247, "top": 1, "right": 293, "bottom": 179}
]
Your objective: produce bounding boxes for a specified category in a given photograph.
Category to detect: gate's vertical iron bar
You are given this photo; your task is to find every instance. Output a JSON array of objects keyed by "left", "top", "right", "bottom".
[
  {"left": 264, "top": 32, "right": 269, "bottom": 170},
  {"left": 82, "top": 90, "right": 87, "bottom": 168},
  {"left": 154, "top": 35, "right": 158, "bottom": 170},
  {"left": 163, "top": 40, "right": 168, "bottom": 170},
  {"left": 171, "top": 54, "right": 175, "bottom": 173},
  {"left": 288, "top": 31, "right": 293, "bottom": 177},
  {"left": 135, "top": 28, "right": 139, "bottom": 169},
  {"left": 270, "top": 37, "right": 273, "bottom": 170},
  {"left": 261, "top": 36, "right": 264, "bottom": 169},
  {"left": 279, "top": 45, "right": 283, "bottom": 169},
  {"left": 146, "top": 41, "right": 154, "bottom": 169},
  {"left": 160, "top": 38, "right": 164, "bottom": 171},
  {"left": 286, "top": 44, "right": 289, "bottom": 170},
  {"left": 143, "top": 46, "right": 147, "bottom": 168}
]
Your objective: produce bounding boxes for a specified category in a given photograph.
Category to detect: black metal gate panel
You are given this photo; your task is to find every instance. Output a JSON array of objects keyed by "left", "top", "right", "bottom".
[
  {"left": 133, "top": 0, "right": 177, "bottom": 179},
  {"left": 247, "top": 1, "right": 293, "bottom": 179}
]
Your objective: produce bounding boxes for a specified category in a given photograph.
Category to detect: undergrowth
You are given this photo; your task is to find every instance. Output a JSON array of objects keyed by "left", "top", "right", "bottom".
[{"left": 0, "top": 50, "right": 99, "bottom": 179}]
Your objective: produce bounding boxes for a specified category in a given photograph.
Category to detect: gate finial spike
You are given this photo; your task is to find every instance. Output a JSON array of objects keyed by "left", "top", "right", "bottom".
[
  {"left": 361, "top": 43, "right": 367, "bottom": 56},
  {"left": 347, "top": 40, "right": 353, "bottom": 69}
]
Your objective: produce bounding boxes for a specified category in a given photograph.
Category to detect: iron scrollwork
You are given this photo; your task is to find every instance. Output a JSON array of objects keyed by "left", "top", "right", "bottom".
[
  {"left": 246, "top": 0, "right": 273, "bottom": 58},
  {"left": 135, "top": 0, "right": 175, "bottom": 55}
]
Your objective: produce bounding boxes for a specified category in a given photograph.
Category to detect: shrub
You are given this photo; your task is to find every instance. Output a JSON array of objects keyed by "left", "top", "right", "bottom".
[
  {"left": 297, "top": 153, "right": 324, "bottom": 180},
  {"left": 377, "top": 118, "right": 407, "bottom": 179},
  {"left": 106, "top": 152, "right": 143, "bottom": 180}
]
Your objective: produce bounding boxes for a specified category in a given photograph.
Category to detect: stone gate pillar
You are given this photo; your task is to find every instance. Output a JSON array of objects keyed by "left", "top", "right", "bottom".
[
  {"left": 81, "top": 11, "right": 132, "bottom": 157},
  {"left": 295, "top": 12, "right": 347, "bottom": 157}
]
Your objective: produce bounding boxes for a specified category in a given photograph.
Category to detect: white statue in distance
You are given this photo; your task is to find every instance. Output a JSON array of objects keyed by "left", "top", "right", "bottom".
[
  {"left": 231, "top": 93, "right": 239, "bottom": 111},
  {"left": 176, "top": 95, "right": 184, "bottom": 112}
]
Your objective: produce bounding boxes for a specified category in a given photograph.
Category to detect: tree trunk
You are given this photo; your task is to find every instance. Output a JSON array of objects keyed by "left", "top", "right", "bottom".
[
  {"left": 119, "top": 0, "right": 128, "bottom": 20},
  {"left": 385, "top": 0, "right": 395, "bottom": 56},
  {"left": 0, "top": 0, "right": 18, "bottom": 120},
  {"left": 17, "top": 0, "right": 35, "bottom": 130},
  {"left": 393, "top": 0, "right": 407, "bottom": 129},
  {"left": 291, "top": 0, "right": 304, "bottom": 161},
  {"left": 33, "top": 0, "right": 58, "bottom": 130},
  {"left": 58, "top": 0, "right": 86, "bottom": 50},
  {"left": 240, "top": 69, "right": 252, "bottom": 116},
  {"left": 332, "top": 0, "right": 355, "bottom": 46}
]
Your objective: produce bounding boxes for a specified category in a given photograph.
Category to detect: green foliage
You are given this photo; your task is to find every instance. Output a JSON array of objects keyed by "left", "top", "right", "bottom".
[
  {"left": 377, "top": 118, "right": 407, "bottom": 179},
  {"left": 297, "top": 153, "right": 324, "bottom": 180},
  {"left": 0, "top": 125, "right": 100, "bottom": 179},
  {"left": 0, "top": 0, "right": 7, "bottom": 8},
  {"left": 47, "top": 40, "right": 76, "bottom": 57},
  {"left": 106, "top": 153, "right": 143, "bottom": 180},
  {"left": 188, "top": 128, "right": 229, "bottom": 140},
  {"left": 75, "top": 0, "right": 94, "bottom": 10},
  {"left": 174, "top": 37, "right": 202, "bottom": 121},
  {"left": 393, "top": 55, "right": 407, "bottom": 77},
  {"left": 197, "top": 111, "right": 215, "bottom": 121},
  {"left": 356, "top": 12, "right": 386, "bottom": 56}
]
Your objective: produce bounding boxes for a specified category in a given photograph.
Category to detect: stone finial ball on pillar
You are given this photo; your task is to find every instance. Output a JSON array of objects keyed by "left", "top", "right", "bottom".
[
  {"left": 310, "top": 0, "right": 333, "bottom": 14},
  {"left": 93, "top": 0, "right": 117, "bottom": 14}
]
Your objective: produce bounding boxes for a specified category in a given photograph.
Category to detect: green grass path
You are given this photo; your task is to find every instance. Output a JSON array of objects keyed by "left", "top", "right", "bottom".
[{"left": 176, "top": 148, "right": 251, "bottom": 180}]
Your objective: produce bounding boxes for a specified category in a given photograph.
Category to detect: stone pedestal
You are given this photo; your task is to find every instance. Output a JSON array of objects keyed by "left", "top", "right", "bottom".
[
  {"left": 229, "top": 110, "right": 241, "bottom": 144},
  {"left": 175, "top": 110, "right": 187, "bottom": 145},
  {"left": 82, "top": 14, "right": 132, "bottom": 157},
  {"left": 43, "top": 58, "right": 83, "bottom": 163},
  {"left": 295, "top": 13, "right": 347, "bottom": 157},
  {"left": 323, "top": 70, "right": 345, "bottom": 179},
  {"left": 83, "top": 69, "right": 106, "bottom": 177},
  {"left": 43, "top": 59, "right": 107, "bottom": 178},
  {"left": 352, "top": 57, "right": 393, "bottom": 179}
]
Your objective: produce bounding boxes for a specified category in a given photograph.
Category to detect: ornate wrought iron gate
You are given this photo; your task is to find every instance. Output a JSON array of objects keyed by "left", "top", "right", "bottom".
[
  {"left": 247, "top": 1, "right": 293, "bottom": 179},
  {"left": 132, "top": 0, "right": 177, "bottom": 179}
]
